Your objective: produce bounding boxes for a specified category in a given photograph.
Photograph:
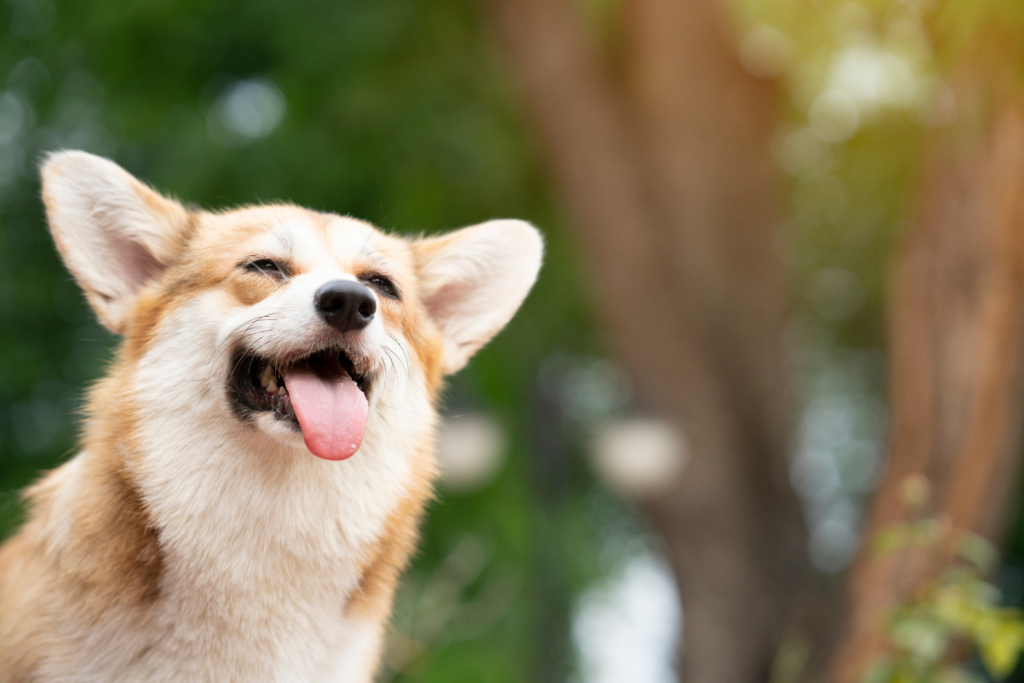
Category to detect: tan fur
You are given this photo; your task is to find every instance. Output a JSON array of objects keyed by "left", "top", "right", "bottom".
[
  {"left": 343, "top": 445, "right": 437, "bottom": 623},
  {"left": 0, "top": 152, "right": 541, "bottom": 682}
]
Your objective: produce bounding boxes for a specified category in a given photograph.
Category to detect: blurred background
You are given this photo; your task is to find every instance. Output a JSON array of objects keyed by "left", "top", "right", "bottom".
[{"left": 2, "top": 1, "right": 1024, "bottom": 682}]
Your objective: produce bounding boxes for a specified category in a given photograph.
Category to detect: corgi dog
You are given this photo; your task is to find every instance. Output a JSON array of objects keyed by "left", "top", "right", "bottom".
[{"left": 0, "top": 151, "right": 542, "bottom": 682}]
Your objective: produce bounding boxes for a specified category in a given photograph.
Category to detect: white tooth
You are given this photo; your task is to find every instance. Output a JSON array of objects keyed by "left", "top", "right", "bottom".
[
  {"left": 278, "top": 386, "right": 287, "bottom": 396},
  {"left": 259, "top": 364, "right": 274, "bottom": 388},
  {"left": 267, "top": 379, "right": 278, "bottom": 394}
]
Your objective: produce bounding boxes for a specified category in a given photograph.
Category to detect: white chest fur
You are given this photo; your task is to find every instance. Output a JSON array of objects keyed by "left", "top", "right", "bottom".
[{"left": 54, "top": 426, "right": 416, "bottom": 683}]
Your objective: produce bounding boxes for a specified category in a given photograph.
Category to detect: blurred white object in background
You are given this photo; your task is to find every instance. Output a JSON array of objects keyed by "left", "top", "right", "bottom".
[
  {"left": 208, "top": 77, "right": 286, "bottom": 145},
  {"left": 436, "top": 413, "right": 507, "bottom": 493},
  {"left": 591, "top": 418, "right": 688, "bottom": 498},
  {"left": 572, "top": 552, "right": 681, "bottom": 683}
]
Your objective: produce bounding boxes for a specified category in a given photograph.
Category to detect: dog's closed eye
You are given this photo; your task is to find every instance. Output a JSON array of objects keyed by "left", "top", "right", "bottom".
[
  {"left": 365, "top": 274, "right": 400, "bottom": 300},
  {"left": 244, "top": 258, "right": 288, "bottom": 279}
]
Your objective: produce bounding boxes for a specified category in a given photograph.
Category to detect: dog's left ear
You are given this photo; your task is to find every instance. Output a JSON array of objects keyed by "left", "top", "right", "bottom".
[
  {"left": 415, "top": 220, "right": 543, "bottom": 375},
  {"left": 41, "top": 151, "right": 190, "bottom": 334}
]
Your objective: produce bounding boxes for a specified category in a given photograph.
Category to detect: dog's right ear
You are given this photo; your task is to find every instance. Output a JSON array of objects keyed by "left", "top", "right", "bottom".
[{"left": 41, "top": 151, "right": 190, "bottom": 334}]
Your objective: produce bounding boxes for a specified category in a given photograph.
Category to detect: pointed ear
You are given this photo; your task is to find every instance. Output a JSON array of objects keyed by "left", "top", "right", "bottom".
[
  {"left": 415, "top": 220, "right": 543, "bottom": 375},
  {"left": 41, "top": 151, "right": 191, "bottom": 334}
]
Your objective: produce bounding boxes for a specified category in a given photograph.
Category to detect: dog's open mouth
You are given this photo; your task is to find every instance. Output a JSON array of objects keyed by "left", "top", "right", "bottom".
[{"left": 231, "top": 349, "right": 372, "bottom": 461}]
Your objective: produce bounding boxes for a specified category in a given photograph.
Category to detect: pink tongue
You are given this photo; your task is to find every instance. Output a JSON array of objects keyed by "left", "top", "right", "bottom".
[{"left": 283, "top": 367, "right": 368, "bottom": 461}]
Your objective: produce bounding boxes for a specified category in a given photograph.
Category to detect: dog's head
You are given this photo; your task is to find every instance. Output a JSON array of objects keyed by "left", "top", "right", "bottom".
[{"left": 41, "top": 151, "right": 542, "bottom": 463}]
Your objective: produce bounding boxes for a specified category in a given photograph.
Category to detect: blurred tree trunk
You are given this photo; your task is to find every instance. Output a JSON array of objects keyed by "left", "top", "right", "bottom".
[
  {"left": 488, "top": 0, "right": 816, "bottom": 681},
  {"left": 828, "top": 41, "right": 1024, "bottom": 683}
]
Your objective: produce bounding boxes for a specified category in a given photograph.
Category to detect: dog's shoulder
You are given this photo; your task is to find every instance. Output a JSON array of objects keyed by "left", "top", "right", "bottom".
[{"left": 0, "top": 450, "right": 163, "bottom": 682}]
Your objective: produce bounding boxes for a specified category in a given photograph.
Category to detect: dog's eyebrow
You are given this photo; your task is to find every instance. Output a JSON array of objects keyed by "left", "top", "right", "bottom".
[
  {"left": 362, "top": 255, "right": 392, "bottom": 273},
  {"left": 359, "top": 238, "right": 408, "bottom": 260},
  {"left": 271, "top": 226, "right": 296, "bottom": 254},
  {"left": 359, "top": 236, "right": 377, "bottom": 258}
]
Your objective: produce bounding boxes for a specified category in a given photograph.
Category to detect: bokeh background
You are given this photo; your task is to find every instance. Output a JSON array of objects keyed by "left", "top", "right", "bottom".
[{"left": 2, "top": 1, "right": 1024, "bottom": 682}]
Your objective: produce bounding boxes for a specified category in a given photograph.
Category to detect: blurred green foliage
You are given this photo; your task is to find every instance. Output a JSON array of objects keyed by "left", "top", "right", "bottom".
[{"left": 868, "top": 516, "right": 1024, "bottom": 683}]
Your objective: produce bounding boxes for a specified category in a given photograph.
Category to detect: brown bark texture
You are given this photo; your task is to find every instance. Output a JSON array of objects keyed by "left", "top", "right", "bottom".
[
  {"left": 489, "top": 0, "right": 815, "bottom": 681},
  {"left": 828, "top": 81, "right": 1024, "bottom": 682}
]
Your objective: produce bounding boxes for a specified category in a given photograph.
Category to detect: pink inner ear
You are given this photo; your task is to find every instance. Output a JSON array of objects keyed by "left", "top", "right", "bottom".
[
  {"left": 114, "top": 236, "right": 163, "bottom": 291},
  {"left": 426, "top": 280, "right": 476, "bottom": 324}
]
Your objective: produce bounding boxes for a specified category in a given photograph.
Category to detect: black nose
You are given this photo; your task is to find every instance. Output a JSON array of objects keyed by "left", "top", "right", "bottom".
[{"left": 315, "top": 280, "right": 376, "bottom": 333}]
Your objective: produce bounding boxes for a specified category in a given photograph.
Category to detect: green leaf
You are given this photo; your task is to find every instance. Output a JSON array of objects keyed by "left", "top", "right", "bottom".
[
  {"left": 978, "top": 621, "right": 1024, "bottom": 680},
  {"left": 873, "top": 525, "right": 914, "bottom": 555},
  {"left": 958, "top": 533, "right": 999, "bottom": 574},
  {"left": 890, "top": 614, "right": 950, "bottom": 664}
]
